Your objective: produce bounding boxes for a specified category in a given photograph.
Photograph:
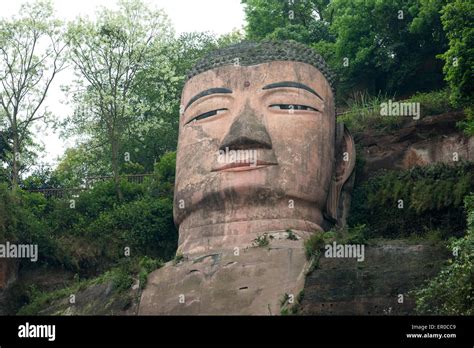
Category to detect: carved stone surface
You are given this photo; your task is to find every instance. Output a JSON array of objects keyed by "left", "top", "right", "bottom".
[
  {"left": 139, "top": 41, "right": 355, "bottom": 315},
  {"left": 140, "top": 231, "right": 310, "bottom": 315}
]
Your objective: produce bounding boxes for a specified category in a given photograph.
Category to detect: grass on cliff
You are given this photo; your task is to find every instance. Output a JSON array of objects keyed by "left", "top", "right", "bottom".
[
  {"left": 338, "top": 89, "right": 458, "bottom": 133},
  {"left": 17, "top": 256, "right": 162, "bottom": 315},
  {"left": 304, "top": 224, "right": 369, "bottom": 261}
]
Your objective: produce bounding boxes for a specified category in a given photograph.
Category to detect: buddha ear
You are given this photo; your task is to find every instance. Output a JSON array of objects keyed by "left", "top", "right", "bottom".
[{"left": 324, "top": 123, "right": 356, "bottom": 225}]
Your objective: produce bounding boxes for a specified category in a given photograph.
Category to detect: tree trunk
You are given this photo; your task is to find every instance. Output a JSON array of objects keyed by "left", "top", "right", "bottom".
[
  {"left": 11, "top": 132, "right": 19, "bottom": 190},
  {"left": 111, "top": 137, "right": 123, "bottom": 201}
]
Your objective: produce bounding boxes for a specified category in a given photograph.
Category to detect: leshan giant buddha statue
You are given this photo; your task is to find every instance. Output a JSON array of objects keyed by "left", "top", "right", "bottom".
[{"left": 139, "top": 41, "right": 356, "bottom": 315}]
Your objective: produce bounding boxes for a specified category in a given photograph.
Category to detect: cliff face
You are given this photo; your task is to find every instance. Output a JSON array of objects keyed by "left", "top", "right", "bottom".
[
  {"left": 299, "top": 240, "right": 451, "bottom": 315},
  {"left": 355, "top": 112, "right": 473, "bottom": 180},
  {"left": 0, "top": 259, "right": 17, "bottom": 290},
  {"left": 0, "top": 259, "right": 18, "bottom": 315}
]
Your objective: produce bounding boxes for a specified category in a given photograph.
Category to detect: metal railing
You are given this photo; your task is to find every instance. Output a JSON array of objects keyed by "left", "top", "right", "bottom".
[
  {"left": 26, "top": 187, "right": 85, "bottom": 199},
  {"left": 85, "top": 173, "right": 154, "bottom": 187},
  {"left": 26, "top": 173, "right": 154, "bottom": 198}
]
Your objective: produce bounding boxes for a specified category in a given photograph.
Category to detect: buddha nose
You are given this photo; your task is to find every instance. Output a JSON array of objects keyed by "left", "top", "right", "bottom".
[{"left": 219, "top": 103, "right": 272, "bottom": 151}]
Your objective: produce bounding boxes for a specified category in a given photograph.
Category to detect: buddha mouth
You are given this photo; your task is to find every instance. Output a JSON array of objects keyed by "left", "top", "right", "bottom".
[{"left": 211, "top": 160, "right": 277, "bottom": 172}]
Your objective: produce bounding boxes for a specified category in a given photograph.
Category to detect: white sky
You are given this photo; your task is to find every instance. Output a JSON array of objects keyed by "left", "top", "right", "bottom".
[{"left": 0, "top": 0, "right": 245, "bottom": 169}]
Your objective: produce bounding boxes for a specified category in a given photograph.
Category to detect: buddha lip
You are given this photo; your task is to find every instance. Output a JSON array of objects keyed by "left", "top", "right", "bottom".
[{"left": 212, "top": 160, "right": 277, "bottom": 172}]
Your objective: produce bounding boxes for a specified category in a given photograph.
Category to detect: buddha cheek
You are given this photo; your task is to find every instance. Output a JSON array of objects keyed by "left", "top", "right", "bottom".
[
  {"left": 175, "top": 140, "right": 217, "bottom": 203},
  {"left": 268, "top": 125, "right": 333, "bottom": 207}
]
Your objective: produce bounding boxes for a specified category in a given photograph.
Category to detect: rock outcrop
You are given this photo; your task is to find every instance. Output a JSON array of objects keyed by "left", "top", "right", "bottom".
[
  {"left": 356, "top": 112, "right": 473, "bottom": 180},
  {"left": 299, "top": 240, "right": 451, "bottom": 315}
]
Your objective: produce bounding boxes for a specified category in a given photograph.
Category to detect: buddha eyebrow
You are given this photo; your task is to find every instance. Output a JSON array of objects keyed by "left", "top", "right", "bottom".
[
  {"left": 262, "top": 81, "right": 323, "bottom": 101},
  {"left": 185, "top": 88, "right": 233, "bottom": 111}
]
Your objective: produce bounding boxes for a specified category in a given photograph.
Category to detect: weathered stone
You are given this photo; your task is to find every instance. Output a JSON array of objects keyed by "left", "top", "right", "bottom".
[
  {"left": 299, "top": 240, "right": 451, "bottom": 315},
  {"left": 0, "top": 258, "right": 18, "bottom": 290},
  {"left": 33, "top": 280, "right": 140, "bottom": 316},
  {"left": 0, "top": 259, "right": 19, "bottom": 315},
  {"left": 356, "top": 112, "right": 474, "bottom": 179},
  {"left": 140, "top": 232, "right": 309, "bottom": 315}
]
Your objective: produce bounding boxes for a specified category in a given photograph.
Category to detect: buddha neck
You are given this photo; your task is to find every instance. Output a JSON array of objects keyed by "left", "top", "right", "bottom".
[{"left": 177, "top": 200, "right": 324, "bottom": 255}]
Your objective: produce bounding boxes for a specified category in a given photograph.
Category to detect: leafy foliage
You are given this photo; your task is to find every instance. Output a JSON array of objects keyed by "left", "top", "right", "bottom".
[
  {"left": 438, "top": 0, "right": 474, "bottom": 108},
  {"left": 17, "top": 255, "right": 160, "bottom": 315},
  {"left": 242, "top": 0, "right": 332, "bottom": 45},
  {"left": 242, "top": 0, "right": 448, "bottom": 99},
  {"left": 349, "top": 162, "right": 474, "bottom": 238},
  {"left": 64, "top": 0, "right": 175, "bottom": 199},
  {"left": 304, "top": 233, "right": 326, "bottom": 260},
  {"left": 0, "top": 0, "right": 66, "bottom": 186},
  {"left": 0, "top": 153, "right": 177, "bottom": 276},
  {"left": 414, "top": 194, "right": 474, "bottom": 315}
]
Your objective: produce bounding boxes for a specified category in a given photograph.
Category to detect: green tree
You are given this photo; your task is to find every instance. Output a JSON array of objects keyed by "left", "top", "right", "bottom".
[
  {"left": 241, "top": 0, "right": 449, "bottom": 99},
  {"left": 53, "top": 144, "right": 111, "bottom": 188},
  {"left": 327, "top": 0, "right": 446, "bottom": 97},
  {"left": 438, "top": 0, "right": 473, "bottom": 135},
  {"left": 21, "top": 164, "right": 61, "bottom": 190},
  {"left": 64, "top": 0, "right": 174, "bottom": 200},
  {"left": 0, "top": 129, "right": 12, "bottom": 162},
  {"left": 242, "top": 0, "right": 332, "bottom": 45},
  {"left": 0, "top": 0, "right": 66, "bottom": 188}
]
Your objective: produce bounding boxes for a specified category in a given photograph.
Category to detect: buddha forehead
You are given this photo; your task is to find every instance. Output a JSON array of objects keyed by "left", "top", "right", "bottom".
[{"left": 181, "top": 61, "right": 333, "bottom": 109}]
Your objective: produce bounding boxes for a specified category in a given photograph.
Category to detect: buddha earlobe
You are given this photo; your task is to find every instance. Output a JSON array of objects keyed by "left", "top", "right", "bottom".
[{"left": 324, "top": 123, "right": 356, "bottom": 226}]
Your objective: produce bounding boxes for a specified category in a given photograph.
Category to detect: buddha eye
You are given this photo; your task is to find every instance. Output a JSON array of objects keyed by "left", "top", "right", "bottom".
[
  {"left": 186, "top": 108, "right": 228, "bottom": 125},
  {"left": 269, "top": 104, "right": 319, "bottom": 112}
]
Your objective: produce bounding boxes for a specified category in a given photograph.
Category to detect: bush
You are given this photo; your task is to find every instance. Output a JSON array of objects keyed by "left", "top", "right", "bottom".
[
  {"left": 253, "top": 234, "right": 270, "bottom": 248},
  {"left": 414, "top": 194, "right": 474, "bottom": 315},
  {"left": 147, "top": 151, "right": 176, "bottom": 196},
  {"left": 76, "top": 180, "right": 146, "bottom": 219},
  {"left": 16, "top": 258, "right": 147, "bottom": 315},
  {"left": 0, "top": 183, "right": 18, "bottom": 241},
  {"left": 409, "top": 89, "right": 455, "bottom": 116},
  {"left": 49, "top": 195, "right": 177, "bottom": 274},
  {"left": 337, "top": 91, "right": 403, "bottom": 134},
  {"left": 138, "top": 256, "right": 163, "bottom": 289},
  {"left": 0, "top": 151, "right": 178, "bottom": 290},
  {"left": 0, "top": 186, "right": 61, "bottom": 268},
  {"left": 349, "top": 162, "right": 474, "bottom": 238},
  {"left": 109, "top": 264, "right": 134, "bottom": 293},
  {"left": 339, "top": 89, "right": 459, "bottom": 134},
  {"left": 457, "top": 107, "right": 474, "bottom": 136},
  {"left": 107, "top": 196, "right": 177, "bottom": 260},
  {"left": 345, "top": 224, "right": 368, "bottom": 244},
  {"left": 304, "top": 233, "right": 326, "bottom": 260}
]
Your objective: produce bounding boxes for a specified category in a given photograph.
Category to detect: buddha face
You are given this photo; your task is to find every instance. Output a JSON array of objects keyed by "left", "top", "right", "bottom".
[{"left": 174, "top": 61, "right": 342, "bottom": 253}]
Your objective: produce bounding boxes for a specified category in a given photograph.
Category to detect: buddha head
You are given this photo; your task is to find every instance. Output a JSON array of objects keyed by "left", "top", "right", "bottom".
[{"left": 174, "top": 41, "right": 355, "bottom": 255}]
